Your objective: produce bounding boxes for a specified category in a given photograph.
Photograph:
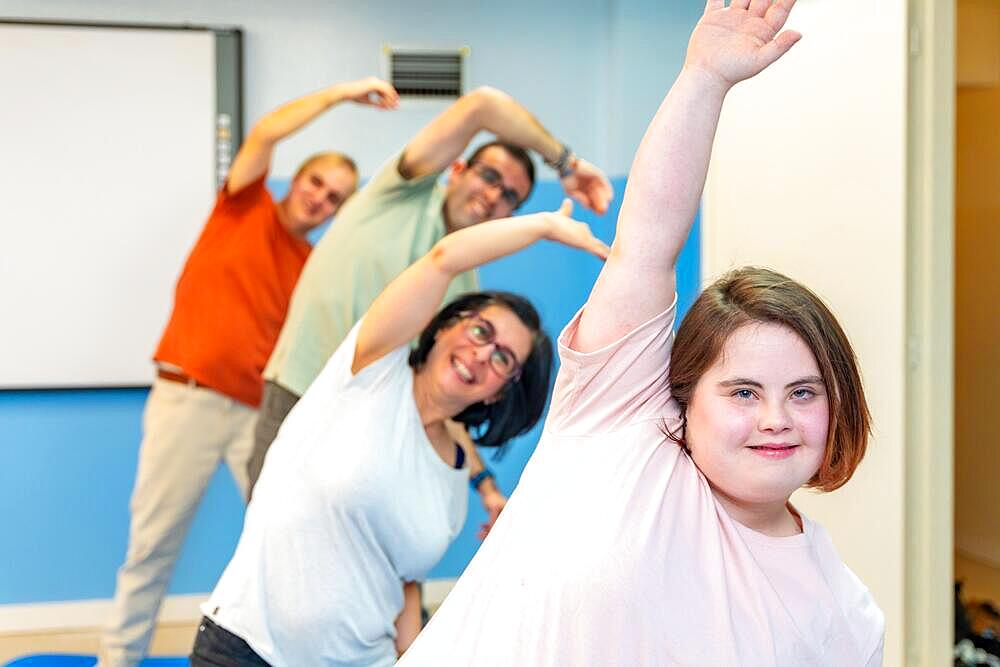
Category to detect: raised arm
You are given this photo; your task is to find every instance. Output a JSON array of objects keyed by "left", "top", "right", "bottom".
[
  {"left": 572, "top": 0, "right": 801, "bottom": 352},
  {"left": 399, "top": 86, "right": 613, "bottom": 214},
  {"left": 226, "top": 77, "right": 399, "bottom": 194},
  {"left": 352, "top": 200, "right": 609, "bottom": 374}
]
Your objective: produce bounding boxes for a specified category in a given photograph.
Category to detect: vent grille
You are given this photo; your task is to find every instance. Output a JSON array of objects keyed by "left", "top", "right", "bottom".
[{"left": 388, "top": 49, "right": 464, "bottom": 98}]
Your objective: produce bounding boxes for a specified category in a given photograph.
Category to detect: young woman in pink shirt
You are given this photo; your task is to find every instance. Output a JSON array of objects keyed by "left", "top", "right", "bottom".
[{"left": 399, "top": 0, "right": 886, "bottom": 664}]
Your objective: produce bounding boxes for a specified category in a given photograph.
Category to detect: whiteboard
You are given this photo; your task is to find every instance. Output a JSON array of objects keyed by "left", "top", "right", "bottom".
[{"left": 0, "top": 23, "right": 223, "bottom": 387}]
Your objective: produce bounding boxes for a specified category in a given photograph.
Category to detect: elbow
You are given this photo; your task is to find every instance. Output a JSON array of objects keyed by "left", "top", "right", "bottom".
[
  {"left": 245, "top": 123, "right": 279, "bottom": 150},
  {"left": 461, "top": 86, "right": 508, "bottom": 122},
  {"left": 427, "top": 241, "right": 457, "bottom": 275}
]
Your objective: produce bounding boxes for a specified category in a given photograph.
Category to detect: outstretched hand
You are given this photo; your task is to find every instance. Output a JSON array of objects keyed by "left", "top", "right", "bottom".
[
  {"left": 561, "top": 158, "right": 614, "bottom": 215},
  {"left": 477, "top": 487, "right": 507, "bottom": 540},
  {"left": 335, "top": 76, "right": 400, "bottom": 110},
  {"left": 542, "top": 199, "right": 610, "bottom": 260},
  {"left": 686, "top": 0, "right": 801, "bottom": 90}
]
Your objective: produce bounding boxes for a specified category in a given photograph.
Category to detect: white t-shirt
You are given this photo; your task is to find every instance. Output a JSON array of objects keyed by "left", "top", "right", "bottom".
[
  {"left": 399, "top": 302, "right": 885, "bottom": 666},
  {"left": 203, "top": 320, "right": 469, "bottom": 667}
]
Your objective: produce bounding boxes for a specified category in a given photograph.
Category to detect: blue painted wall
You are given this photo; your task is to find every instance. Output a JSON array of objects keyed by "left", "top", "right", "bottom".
[{"left": 0, "top": 175, "right": 699, "bottom": 604}]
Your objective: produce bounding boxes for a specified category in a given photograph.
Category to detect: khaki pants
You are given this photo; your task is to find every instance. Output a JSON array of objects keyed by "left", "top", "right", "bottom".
[{"left": 98, "top": 378, "right": 256, "bottom": 667}]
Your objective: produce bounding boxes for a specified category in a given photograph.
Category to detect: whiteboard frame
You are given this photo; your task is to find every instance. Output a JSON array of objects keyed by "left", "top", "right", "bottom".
[{"left": 0, "top": 20, "right": 243, "bottom": 389}]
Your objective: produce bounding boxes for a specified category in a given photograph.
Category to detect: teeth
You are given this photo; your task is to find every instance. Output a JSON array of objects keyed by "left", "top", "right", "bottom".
[{"left": 452, "top": 358, "right": 473, "bottom": 383}]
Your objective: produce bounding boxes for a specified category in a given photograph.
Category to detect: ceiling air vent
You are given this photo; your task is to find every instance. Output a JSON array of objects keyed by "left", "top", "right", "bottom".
[{"left": 385, "top": 46, "right": 467, "bottom": 98}]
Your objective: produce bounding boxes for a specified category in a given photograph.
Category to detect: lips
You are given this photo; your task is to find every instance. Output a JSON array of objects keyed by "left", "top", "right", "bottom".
[
  {"left": 469, "top": 197, "right": 489, "bottom": 217},
  {"left": 747, "top": 444, "right": 799, "bottom": 460}
]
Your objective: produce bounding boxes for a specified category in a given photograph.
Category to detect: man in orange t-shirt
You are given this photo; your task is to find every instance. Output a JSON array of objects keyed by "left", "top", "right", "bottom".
[{"left": 98, "top": 77, "right": 399, "bottom": 667}]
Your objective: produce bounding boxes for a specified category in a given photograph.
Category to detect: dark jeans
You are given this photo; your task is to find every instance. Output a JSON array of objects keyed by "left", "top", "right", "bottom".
[
  {"left": 246, "top": 380, "right": 301, "bottom": 499},
  {"left": 189, "top": 616, "right": 271, "bottom": 667}
]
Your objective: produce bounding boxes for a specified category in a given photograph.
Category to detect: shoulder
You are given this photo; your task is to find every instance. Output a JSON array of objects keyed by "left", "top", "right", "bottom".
[
  {"left": 363, "top": 151, "right": 442, "bottom": 200},
  {"left": 218, "top": 175, "right": 272, "bottom": 211},
  {"left": 547, "top": 300, "right": 678, "bottom": 435}
]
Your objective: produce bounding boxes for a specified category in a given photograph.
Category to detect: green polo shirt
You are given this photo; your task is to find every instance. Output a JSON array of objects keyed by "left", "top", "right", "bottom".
[{"left": 264, "top": 152, "right": 479, "bottom": 396}]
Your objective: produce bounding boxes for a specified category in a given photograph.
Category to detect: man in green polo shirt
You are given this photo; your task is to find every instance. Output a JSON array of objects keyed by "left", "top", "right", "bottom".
[{"left": 247, "top": 85, "right": 613, "bottom": 526}]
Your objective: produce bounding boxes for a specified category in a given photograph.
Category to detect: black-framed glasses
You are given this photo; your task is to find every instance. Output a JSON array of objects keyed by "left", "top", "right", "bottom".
[
  {"left": 469, "top": 163, "right": 522, "bottom": 209},
  {"left": 457, "top": 311, "right": 523, "bottom": 381}
]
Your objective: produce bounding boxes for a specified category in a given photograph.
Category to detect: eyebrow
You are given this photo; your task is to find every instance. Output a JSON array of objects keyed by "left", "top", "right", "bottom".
[{"left": 718, "top": 375, "right": 825, "bottom": 390}]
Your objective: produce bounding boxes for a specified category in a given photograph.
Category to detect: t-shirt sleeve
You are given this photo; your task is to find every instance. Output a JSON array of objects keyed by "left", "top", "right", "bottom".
[
  {"left": 346, "top": 151, "right": 441, "bottom": 222},
  {"left": 215, "top": 174, "right": 271, "bottom": 217},
  {"left": 310, "top": 318, "right": 410, "bottom": 396},
  {"left": 546, "top": 296, "right": 678, "bottom": 436}
]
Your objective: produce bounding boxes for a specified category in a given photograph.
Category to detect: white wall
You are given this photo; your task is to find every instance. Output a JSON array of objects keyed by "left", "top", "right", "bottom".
[
  {"left": 0, "top": 0, "right": 611, "bottom": 179},
  {"left": 0, "top": 0, "right": 716, "bottom": 181},
  {"left": 605, "top": 0, "right": 705, "bottom": 174},
  {"left": 702, "top": 1, "right": 908, "bottom": 664}
]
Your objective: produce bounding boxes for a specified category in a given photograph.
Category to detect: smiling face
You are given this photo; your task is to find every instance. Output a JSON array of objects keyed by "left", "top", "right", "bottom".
[
  {"left": 422, "top": 304, "right": 535, "bottom": 408},
  {"left": 443, "top": 146, "right": 533, "bottom": 231},
  {"left": 684, "top": 322, "right": 830, "bottom": 508},
  {"left": 282, "top": 158, "right": 357, "bottom": 235}
]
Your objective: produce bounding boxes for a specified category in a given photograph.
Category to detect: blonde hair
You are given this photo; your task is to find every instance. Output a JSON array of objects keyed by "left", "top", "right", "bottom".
[{"left": 293, "top": 151, "right": 358, "bottom": 181}]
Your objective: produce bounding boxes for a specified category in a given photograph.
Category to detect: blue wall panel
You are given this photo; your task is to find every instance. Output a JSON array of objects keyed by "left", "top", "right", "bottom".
[{"left": 0, "top": 175, "right": 700, "bottom": 603}]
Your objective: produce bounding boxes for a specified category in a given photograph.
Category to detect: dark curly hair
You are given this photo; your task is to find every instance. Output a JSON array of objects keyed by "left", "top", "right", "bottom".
[{"left": 409, "top": 291, "right": 553, "bottom": 453}]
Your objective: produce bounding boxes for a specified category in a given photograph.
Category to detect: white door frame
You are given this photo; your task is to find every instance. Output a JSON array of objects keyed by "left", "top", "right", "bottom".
[{"left": 904, "top": 0, "right": 955, "bottom": 664}]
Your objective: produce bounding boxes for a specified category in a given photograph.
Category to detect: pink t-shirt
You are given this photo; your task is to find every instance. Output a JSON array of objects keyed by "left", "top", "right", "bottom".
[{"left": 399, "top": 301, "right": 885, "bottom": 666}]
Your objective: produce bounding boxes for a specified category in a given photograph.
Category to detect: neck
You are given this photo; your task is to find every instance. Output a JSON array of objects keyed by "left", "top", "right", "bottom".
[
  {"left": 710, "top": 485, "right": 801, "bottom": 537},
  {"left": 411, "top": 370, "right": 464, "bottom": 428},
  {"left": 440, "top": 200, "right": 457, "bottom": 234}
]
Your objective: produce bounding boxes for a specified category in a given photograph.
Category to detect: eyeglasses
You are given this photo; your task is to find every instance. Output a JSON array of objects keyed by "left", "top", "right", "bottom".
[
  {"left": 457, "top": 311, "right": 523, "bottom": 381},
  {"left": 470, "top": 163, "right": 522, "bottom": 209}
]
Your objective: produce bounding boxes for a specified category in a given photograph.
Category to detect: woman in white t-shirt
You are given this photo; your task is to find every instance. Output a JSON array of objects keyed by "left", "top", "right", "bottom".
[
  {"left": 398, "top": 1, "right": 886, "bottom": 665},
  {"left": 189, "top": 199, "right": 609, "bottom": 667}
]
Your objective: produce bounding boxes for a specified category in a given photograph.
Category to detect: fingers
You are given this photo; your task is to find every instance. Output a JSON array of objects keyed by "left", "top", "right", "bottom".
[
  {"left": 557, "top": 198, "right": 573, "bottom": 217},
  {"left": 594, "top": 176, "right": 613, "bottom": 214},
  {"left": 704, "top": 0, "right": 725, "bottom": 13},
  {"left": 369, "top": 80, "right": 400, "bottom": 109},
  {"left": 570, "top": 191, "right": 594, "bottom": 212},
  {"left": 582, "top": 182, "right": 612, "bottom": 215},
  {"left": 747, "top": 0, "right": 770, "bottom": 18},
  {"left": 764, "top": 0, "right": 796, "bottom": 31},
  {"left": 591, "top": 239, "right": 611, "bottom": 261},
  {"left": 730, "top": 0, "right": 751, "bottom": 10},
  {"left": 757, "top": 29, "right": 801, "bottom": 69}
]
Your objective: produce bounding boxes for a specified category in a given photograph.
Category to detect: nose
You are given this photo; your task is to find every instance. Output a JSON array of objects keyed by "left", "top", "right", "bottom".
[
  {"left": 757, "top": 399, "right": 792, "bottom": 434},
  {"left": 481, "top": 182, "right": 502, "bottom": 205},
  {"left": 471, "top": 343, "right": 495, "bottom": 365}
]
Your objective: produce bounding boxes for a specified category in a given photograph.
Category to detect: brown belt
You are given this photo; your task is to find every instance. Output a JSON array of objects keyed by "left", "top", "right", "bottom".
[{"left": 156, "top": 368, "right": 207, "bottom": 387}]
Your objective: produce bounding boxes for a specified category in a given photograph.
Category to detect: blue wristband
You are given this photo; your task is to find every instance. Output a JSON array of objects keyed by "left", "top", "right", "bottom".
[{"left": 469, "top": 468, "right": 494, "bottom": 491}]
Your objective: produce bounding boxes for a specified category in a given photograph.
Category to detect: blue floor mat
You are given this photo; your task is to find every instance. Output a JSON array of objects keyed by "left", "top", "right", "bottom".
[{"left": 4, "top": 657, "right": 187, "bottom": 667}]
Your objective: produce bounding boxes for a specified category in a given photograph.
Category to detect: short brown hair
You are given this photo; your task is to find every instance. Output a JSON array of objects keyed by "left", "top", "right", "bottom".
[
  {"left": 293, "top": 151, "right": 358, "bottom": 181},
  {"left": 668, "top": 267, "right": 870, "bottom": 492},
  {"left": 467, "top": 141, "right": 536, "bottom": 193}
]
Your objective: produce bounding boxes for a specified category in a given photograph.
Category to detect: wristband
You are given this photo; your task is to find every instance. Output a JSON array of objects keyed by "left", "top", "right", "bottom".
[
  {"left": 546, "top": 144, "right": 576, "bottom": 179},
  {"left": 469, "top": 468, "right": 495, "bottom": 491}
]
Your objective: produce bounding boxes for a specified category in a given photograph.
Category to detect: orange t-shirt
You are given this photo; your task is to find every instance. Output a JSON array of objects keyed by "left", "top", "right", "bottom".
[{"left": 154, "top": 177, "right": 311, "bottom": 407}]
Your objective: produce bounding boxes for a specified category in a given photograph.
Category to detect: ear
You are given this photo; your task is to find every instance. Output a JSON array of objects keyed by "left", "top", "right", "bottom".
[{"left": 447, "top": 159, "right": 469, "bottom": 182}]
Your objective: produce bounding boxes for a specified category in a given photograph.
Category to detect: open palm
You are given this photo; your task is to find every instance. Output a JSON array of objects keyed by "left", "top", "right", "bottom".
[
  {"left": 686, "top": 0, "right": 801, "bottom": 88},
  {"left": 543, "top": 199, "right": 610, "bottom": 260}
]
